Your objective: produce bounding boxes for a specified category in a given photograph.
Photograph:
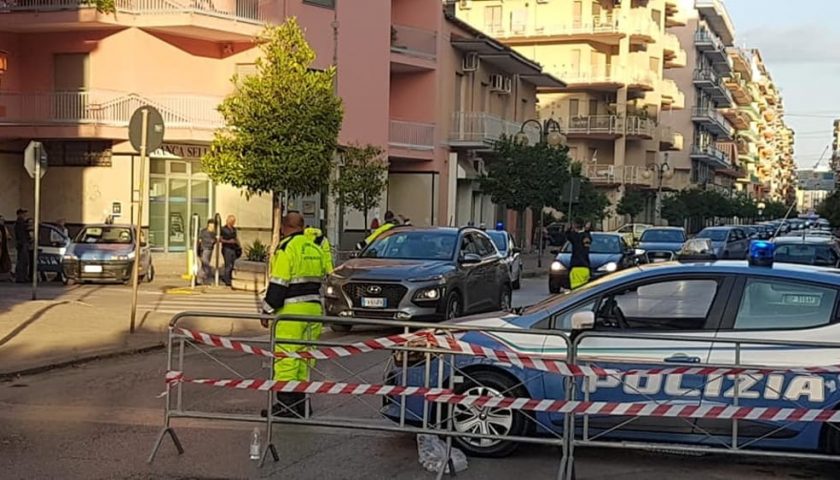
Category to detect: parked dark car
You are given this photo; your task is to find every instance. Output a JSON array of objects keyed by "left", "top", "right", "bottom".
[
  {"left": 63, "top": 224, "right": 154, "bottom": 284},
  {"left": 636, "top": 227, "right": 687, "bottom": 263},
  {"left": 772, "top": 236, "right": 840, "bottom": 268},
  {"left": 324, "top": 227, "right": 512, "bottom": 331},
  {"left": 546, "top": 222, "right": 568, "bottom": 247},
  {"left": 548, "top": 232, "right": 640, "bottom": 293},
  {"left": 486, "top": 229, "right": 523, "bottom": 290},
  {"left": 6, "top": 223, "right": 72, "bottom": 282},
  {"left": 694, "top": 226, "right": 750, "bottom": 259}
]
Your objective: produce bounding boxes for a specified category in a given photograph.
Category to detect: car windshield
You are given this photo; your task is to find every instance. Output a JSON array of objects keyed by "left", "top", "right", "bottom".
[
  {"left": 522, "top": 267, "right": 640, "bottom": 316},
  {"left": 562, "top": 234, "right": 621, "bottom": 254},
  {"left": 76, "top": 227, "right": 133, "bottom": 244},
  {"left": 639, "top": 229, "right": 685, "bottom": 243},
  {"left": 774, "top": 244, "right": 838, "bottom": 267},
  {"left": 696, "top": 229, "right": 728, "bottom": 242},
  {"left": 362, "top": 230, "right": 457, "bottom": 260},
  {"left": 486, "top": 231, "right": 508, "bottom": 253}
]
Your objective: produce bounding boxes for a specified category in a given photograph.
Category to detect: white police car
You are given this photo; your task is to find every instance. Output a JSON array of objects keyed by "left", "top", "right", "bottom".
[{"left": 383, "top": 241, "right": 840, "bottom": 457}]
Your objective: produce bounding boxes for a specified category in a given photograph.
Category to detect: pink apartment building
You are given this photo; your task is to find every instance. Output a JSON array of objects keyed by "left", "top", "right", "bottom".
[{"left": 0, "top": 0, "right": 558, "bottom": 251}]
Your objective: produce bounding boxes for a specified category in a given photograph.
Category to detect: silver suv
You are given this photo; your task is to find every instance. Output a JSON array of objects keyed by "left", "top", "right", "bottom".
[{"left": 324, "top": 227, "right": 512, "bottom": 332}]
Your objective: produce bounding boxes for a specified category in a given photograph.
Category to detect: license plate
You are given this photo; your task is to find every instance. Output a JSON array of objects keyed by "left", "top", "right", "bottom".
[
  {"left": 83, "top": 265, "right": 103, "bottom": 273},
  {"left": 652, "top": 258, "right": 667, "bottom": 263},
  {"left": 361, "top": 297, "right": 386, "bottom": 308}
]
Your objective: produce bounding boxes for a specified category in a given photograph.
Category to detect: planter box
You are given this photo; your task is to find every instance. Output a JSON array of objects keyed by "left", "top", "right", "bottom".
[{"left": 232, "top": 259, "right": 267, "bottom": 292}]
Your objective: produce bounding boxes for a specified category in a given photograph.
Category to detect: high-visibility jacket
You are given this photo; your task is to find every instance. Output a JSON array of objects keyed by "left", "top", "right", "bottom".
[
  {"left": 355, "top": 221, "right": 396, "bottom": 250},
  {"left": 304, "top": 227, "right": 333, "bottom": 274},
  {"left": 262, "top": 232, "right": 328, "bottom": 382}
]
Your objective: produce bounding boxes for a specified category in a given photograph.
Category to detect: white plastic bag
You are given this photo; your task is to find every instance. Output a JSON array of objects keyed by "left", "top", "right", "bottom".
[{"left": 417, "top": 434, "right": 468, "bottom": 474}]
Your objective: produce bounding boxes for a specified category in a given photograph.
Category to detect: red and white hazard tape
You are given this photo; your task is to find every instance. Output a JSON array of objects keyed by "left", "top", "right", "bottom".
[
  {"left": 165, "top": 370, "right": 452, "bottom": 397},
  {"left": 426, "top": 393, "right": 840, "bottom": 423}
]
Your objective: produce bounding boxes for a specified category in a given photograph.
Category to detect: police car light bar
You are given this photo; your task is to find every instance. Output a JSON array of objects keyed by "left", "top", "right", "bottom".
[{"left": 748, "top": 240, "right": 775, "bottom": 267}]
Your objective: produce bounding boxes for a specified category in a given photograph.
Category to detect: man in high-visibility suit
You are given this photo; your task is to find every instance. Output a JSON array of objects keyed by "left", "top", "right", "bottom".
[
  {"left": 261, "top": 212, "right": 328, "bottom": 417},
  {"left": 304, "top": 226, "right": 333, "bottom": 274},
  {"left": 355, "top": 210, "right": 399, "bottom": 250}
]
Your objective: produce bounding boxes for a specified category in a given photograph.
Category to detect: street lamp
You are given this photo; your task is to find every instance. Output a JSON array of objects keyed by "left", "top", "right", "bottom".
[
  {"left": 757, "top": 201, "right": 766, "bottom": 219},
  {"left": 515, "top": 117, "right": 565, "bottom": 268},
  {"left": 643, "top": 152, "right": 673, "bottom": 225}
]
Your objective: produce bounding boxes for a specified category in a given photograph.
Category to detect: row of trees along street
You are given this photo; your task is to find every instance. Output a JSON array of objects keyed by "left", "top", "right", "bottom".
[
  {"left": 201, "top": 20, "right": 387, "bottom": 250},
  {"left": 661, "top": 189, "right": 794, "bottom": 232}
]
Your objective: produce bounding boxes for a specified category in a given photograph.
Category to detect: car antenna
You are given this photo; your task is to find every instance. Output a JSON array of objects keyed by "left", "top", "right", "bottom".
[{"left": 773, "top": 202, "right": 798, "bottom": 239}]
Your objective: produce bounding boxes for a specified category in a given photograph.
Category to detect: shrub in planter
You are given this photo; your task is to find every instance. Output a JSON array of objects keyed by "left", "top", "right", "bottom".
[{"left": 246, "top": 239, "right": 269, "bottom": 263}]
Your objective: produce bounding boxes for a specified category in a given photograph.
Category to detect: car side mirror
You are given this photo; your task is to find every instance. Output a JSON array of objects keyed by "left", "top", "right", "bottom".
[
  {"left": 512, "top": 247, "right": 521, "bottom": 255},
  {"left": 460, "top": 253, "right": 482, "bottom": 265},
  {"left": 570, "top": 311, "right": 595, "bottom": 331},
  {"left": 634, "top": 248, "right": 645, "bottom": 256}
]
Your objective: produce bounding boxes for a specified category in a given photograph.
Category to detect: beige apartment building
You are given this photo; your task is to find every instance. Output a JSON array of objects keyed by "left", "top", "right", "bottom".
[{"left": 452, "top": 0, "right": 689, "bottom": 229}]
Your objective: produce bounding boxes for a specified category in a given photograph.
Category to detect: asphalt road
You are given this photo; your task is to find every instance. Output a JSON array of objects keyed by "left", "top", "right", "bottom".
[{"left": 0, "top": 278, "right": 837, "bottom": 479}]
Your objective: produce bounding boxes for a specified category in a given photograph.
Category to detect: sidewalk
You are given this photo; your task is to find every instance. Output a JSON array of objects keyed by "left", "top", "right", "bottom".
[{"left": 520, "top": 251, "right": 554, "bottom": 279}]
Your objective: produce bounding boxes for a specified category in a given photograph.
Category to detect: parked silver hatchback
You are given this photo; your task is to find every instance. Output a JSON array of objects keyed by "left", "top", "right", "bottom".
[{"left": 324, "top": 227, "right": 512, "bottom": 332}]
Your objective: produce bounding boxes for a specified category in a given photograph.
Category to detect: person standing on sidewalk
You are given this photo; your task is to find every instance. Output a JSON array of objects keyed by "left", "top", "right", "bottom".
[
  {"left": 14, "top": 208, "right": 32, "bottom": 283},
  {"left": 566, "top": 219, "right": 592, "bottom": 290},
  {"left": 261, "top": 212, "right": 329, "bottom": 417},
  {"left": 219, "top": 215, "right": 240, "bottom": 287},
  {"left": 197, "top": 219, "right": 217, "bottom": 285}
]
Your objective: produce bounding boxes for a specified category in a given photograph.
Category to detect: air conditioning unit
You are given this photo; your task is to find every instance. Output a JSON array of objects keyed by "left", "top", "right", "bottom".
[
  {"left": 462, "top": 52, "right": 479, "bottom": 72},
  {"left": 489, "top": 74, "right": 505, "bottom": 92}
]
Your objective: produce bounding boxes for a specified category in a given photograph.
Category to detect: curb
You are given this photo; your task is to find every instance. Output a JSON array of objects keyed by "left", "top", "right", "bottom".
[{"left": 0, "top": 341, "right": 165, "bottom": 379}]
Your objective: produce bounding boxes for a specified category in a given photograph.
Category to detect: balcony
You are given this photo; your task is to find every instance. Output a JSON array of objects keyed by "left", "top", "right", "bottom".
[
  {"left": 390, "top": 24, "right": 437, "bottom": 72},
  {"left": 722, "top": 108, "right": 750, "bottom": 130},
  {"left": 625, "top": 116, "right": 655, "bottom": 139},
  {"left": 664, "top": 46, "right": 687, "bottom": 69},
  {"left": 665, "top": 0, "right": 687, "bottom": 27},
  {"left": 626, "top": 11, "right": 659, "bottom": 44},
  {"left": 582, "top": 164, "right": 652, "bottom": 188},
  {"left": 728, "top": 48, "right": 753, "bottom": 80},
  {"left": 660, "top": 78, "right": 685, "bottom": 110},
  {"left": 662, "top": 33, "right": 686, "bottom": 68},
  {"left": 691, "top": 106, "right": 733, "bottom": 138},
  {"left": 627, "top": 68, "right": 657, "bottom": 92},
  {"left": 564, "top": 115, "right": 623, "bottom": 139},
  {"left": 497, "top": 14, "right": 623, "bottom": 45},
  {"left": 0, "top": 0, "right": 265, "bottom": 40},
  {"left": 659, "top": 126, "right": 683, "bottom": 151},
  {"left": 449, "top": 111, "right": 539, "bottom": 148},
  {"left": 693, "top": 69, "right": 733, "bottom": 108},
  {"left": 389, "top": 119, "right": 435, "bottom": 158},
  {"left": 724, "top": 73, "right": 753, "bottom": 106},
  {"left": 694, "top": 28, "right": 730, "bottom": 72},
  {"left": 695, "top": 0, "right": 735, "bottom": 46},
  {"left": 690, "top": 144, "right": 731, "bottom": 170}
]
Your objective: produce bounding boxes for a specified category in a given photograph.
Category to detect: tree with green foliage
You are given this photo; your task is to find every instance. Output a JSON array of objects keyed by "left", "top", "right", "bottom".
[
  {"left": 817, "top": 192, "right": 840, "bottom": 226},
  {"left": 203, "top": 20, "right": 343, "bottom": 249},
  {"left": 616, "top": 190, "right": 647, "bottom": 223},
  {"left": 332, "top": 144, "right": 389, "bottom": 234},
  {"left": 661, "top": 192, "right": 688, "bottom": 226},
  {"left": 571, "top": 178, "right": 611, "bottom": 224},
  {"left": 480, "top": 137, "right": 572, "bottom": 243},
  {"left": 762, "top": 200, "right": 796, "bottom": 220},
  {"left": 87, "top": 0, "right": 116, "bottom": 13}
]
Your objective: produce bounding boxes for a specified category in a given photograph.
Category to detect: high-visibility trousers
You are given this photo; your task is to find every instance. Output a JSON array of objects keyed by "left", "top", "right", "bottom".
[
  {"left": 273, "top": 301, "right": 324, "bottom": 382},
  {"left": 569, "top": 267, "right": 591, "bottom": 290}
]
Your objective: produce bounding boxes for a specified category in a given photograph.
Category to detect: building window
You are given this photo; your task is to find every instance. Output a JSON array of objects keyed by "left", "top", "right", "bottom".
[
  {"left": 303, "top": 0, "right": 334, "bottom": 8},
  {"left": 484, "top": 5, "right": 502, "bottom": 33},
  {"left": 651, "top": 9, "right": 662, "bottom": 28},
  {"left": 589, "top": 99, "right": 598, "bottom": 115},
  {"left": 53, "top": 53, "right": 89, "bottom": 91},
  {"left": 569, "top": 99, "right": 580, "bottom": 117}
]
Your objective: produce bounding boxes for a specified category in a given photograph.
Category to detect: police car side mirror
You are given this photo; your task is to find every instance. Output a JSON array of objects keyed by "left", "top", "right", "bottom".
[{"left": 570, "top": 311, "right": 595, "bottom": 331}]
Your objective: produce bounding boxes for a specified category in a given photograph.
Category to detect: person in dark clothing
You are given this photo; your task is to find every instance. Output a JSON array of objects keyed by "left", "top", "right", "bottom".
[
  {"left": 14, "top": 208, "right": 32, "bottom": 283},
  {"left": 0, "top": 215, "right": 11, "bottom": 278},
  {"left": 219, "top": 215, "right": 239, "bottom": 287},
  {"left": 566, "top": 219, "right": 592, "bottom": 289},
  {"left": 197, "top": 219, "right": 217, "bottom": 285}
]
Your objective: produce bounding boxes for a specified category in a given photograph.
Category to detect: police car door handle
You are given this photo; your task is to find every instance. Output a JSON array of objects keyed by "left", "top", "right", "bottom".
[{"left": 664, "top": 354, "right": 701, "bottom": 364}]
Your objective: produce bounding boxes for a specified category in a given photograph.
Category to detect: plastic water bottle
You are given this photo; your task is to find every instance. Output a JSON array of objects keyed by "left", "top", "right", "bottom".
[{"left": 249, "top": 427, "right": 261, "bottom": 460}]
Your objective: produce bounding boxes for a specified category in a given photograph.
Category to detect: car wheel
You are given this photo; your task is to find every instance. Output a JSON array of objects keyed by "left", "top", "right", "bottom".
[
  {"left": 452, "top": 370, "right": 529, "bottom": 457},
  {"left": 499, "top": 284, "right": 512, "bottom": 311},
  {"left": 330, "top": 323, "right": 353, "bottom": 333},
  {"left": 444, "top": 291, "right": 462, "bottom": 320},
  {"left": 145, "top": 263, "right": 155, "bottom": 283}
]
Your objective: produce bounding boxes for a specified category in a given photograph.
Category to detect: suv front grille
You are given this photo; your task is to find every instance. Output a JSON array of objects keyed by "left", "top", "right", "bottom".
[
  {"left": 343, "top": 283, "right": 407, "bottom": 308},
  {"left": 646, "top": 251, "right": 675, "bottom": 262}
]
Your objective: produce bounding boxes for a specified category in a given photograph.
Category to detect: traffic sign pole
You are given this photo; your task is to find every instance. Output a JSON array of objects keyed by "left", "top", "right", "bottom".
[
  {"left": 31, "top": 147, "right": 40, "bottom": 301},
  {"left": 129, "top": 108, "right": 149, "bottom": 334}
]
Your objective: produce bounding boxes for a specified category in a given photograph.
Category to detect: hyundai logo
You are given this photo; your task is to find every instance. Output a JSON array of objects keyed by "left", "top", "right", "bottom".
[{"left": 366, "top": 285, "right": 382, "bottom": 294}]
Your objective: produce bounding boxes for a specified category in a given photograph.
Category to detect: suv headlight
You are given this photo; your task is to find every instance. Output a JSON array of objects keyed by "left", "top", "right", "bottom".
[
  {"left": 597, "top": 262, "right": 618, "bottom": 273},
  {"left": 550, "top": 261, "right": 566, "bottom": 272},
  {"left": 413, "top": 287, "right": 442, "bottom": 302}
]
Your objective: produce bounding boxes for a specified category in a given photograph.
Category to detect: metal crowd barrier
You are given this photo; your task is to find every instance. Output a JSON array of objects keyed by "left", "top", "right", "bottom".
[{"left": 147, "top": 312, "right": 840, "bottom": 479}]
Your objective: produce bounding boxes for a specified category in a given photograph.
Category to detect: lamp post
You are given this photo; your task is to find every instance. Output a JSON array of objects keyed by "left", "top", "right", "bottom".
[
  {"left": 514, "top": 118, "right": 565, "bottom": 268},
  {"left": 757, "top": 201, "right": 766, "bottom": 220},
  {"left": 643, "top": 152, "right": 673, "bottom": 225}
]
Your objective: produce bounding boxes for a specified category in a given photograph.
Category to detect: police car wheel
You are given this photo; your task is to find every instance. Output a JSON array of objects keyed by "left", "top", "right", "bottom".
[
  {"left": 330, "top": 323, "right": 353, "bottom": 333},
  {"left": 452, "top": 370, "right": 528, "bottom": 457},
  {"left": 821, "top": 422, "right": 840, "bottom": 454}
]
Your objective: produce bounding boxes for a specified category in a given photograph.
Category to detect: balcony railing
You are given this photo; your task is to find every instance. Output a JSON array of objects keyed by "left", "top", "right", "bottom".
[
  {"left": 391, "top": 24, "right": 437, "bottom": 60},
  {"left": 565, "top": 115, "right": 623, "bottom": 136},
  {"left": 662, "top": 32, "right": 681, "bottom": 55},
  {"left": 582, "top": 164, "right": 651, "bottom": 187},
  {"left": 389, "top": 119, "right": 435, "bottom": 151},
  {"left": 691, "top": 106, "right": 733, "bottom": 137},
  {"left": 449, "top": 111, "right": 539, "bottom": 146},
  {"left": 695, "top": 27, "right": 724, "bottom": 52},
  {"left": 556, "top": 63, "right": 622, "bottom": 85},
  {"left": 514, "top": 14, "right": 620, "bottom": 38},
  {"left": 691, "top": 143, "right": 731, "bottom": 168},
  {"left": 625, "top": 116, "right": 655, "bottom": 138},
  {"left": 1, "top": 0, "right": 266, "bottom": 23},
  {"left": 0, "top": 90, "right": 225, "bottom": 129}
]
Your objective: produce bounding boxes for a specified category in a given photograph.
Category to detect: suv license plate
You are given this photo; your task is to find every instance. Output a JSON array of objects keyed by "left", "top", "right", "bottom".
[
  {"left": 84, "top": 265, "right": 103, "bottom": 273},
  {"left": 361, "top": 297, "right": 386, "bottom": 308}
]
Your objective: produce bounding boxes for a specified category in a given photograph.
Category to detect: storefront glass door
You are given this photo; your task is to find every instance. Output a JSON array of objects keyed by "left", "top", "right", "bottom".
[{"left": 148, "top": 158, "right": 213, "bottom": 252}]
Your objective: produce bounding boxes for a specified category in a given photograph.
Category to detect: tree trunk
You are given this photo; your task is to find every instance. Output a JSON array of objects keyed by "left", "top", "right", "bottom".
[
  {"left": 516, "top": 209, "right": 526, "bottom": 250},
  {"left": 271, "top": 192, "right": 282, "bottom": 253},
  {"left": 363, "top": 193, "right": 369, "bottom": 234}
]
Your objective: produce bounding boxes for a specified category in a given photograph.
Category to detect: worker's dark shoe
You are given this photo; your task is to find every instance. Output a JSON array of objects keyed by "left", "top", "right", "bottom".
[{"left": 260, "top": 393, "right": 299, "bottom": 418}]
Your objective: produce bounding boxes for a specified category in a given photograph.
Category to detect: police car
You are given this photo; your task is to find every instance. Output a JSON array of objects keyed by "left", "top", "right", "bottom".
[{"left": 382, "top": 241, "right": 840, "bottom": 457}]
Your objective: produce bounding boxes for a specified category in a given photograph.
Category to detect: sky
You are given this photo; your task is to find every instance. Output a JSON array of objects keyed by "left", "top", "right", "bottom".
[{"left": 724, "top": 0, "right": 840, "bottom": 170}]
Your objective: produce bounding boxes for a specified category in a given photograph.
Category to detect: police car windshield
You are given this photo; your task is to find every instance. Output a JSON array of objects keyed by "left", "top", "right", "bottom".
[
  {"left": 774, "top": 244, "right": 838, "bottom": 267},
  {"left": 696, "top": 229, "right": 728, "bottom": 242},
  {"left": 76, "top": 226, "right": 133, "bottom": 245},
  {"left": 361, "top": 231, "right": 457, "bottom": 260},
  {"left": 486, "top": 231, "right": 508, "bottom": 253},
  {"left": 640, "top": 229, "right": 685, "bottom": 243},
  {"left": 522, "top": 267, "right": 639, "bottom": 316},
  {"left": 561, "top": 234, "right": 621, "bottom": 254}
]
